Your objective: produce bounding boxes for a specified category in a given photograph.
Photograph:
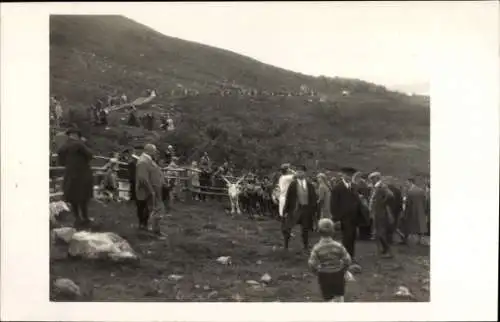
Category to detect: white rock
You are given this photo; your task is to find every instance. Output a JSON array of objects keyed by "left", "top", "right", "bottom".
[
  {"left": 216, "top": 256, "right": 232, "bottom": 265},
  {"left": 207, "top": 291, "right": 218, "bottom": 299},
  {"left": 260, "top": 273, "right": 272, "bottom": 284},
  {"left": 68, "top": 231, "right": 139, "bottom": 262},
  {"left": 53, "top": 278, "right": 81, "bottom": 297},
  {"left": 256, "top": 260, "right": 263, "bottom": 265},
  {"left": 51, "top": 227, "right": 77, "bottom": 244},
  {"left": 246, "top": 280, "right": 260, "bottom": 286},
  {"left": 49, "top": 201, "right": 70, "bottom": 224},
  {"left": 394, "top": 286, "right": 414, "bottom": 298},
  {"left": 203, "top": 285, "right": 211, "bottom": 291},
  {"left": 168, "top": 274, "right": 184, "bottom": 282}
]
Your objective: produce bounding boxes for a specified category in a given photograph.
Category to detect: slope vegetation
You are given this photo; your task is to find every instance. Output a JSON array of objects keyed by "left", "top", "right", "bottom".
[{"left": 50, "top": 15, "right": 429, "bottom": 178}]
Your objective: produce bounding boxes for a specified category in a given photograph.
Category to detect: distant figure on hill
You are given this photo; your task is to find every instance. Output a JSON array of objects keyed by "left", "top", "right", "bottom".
[
  {"left": 164, "top": 145, "right": 175, "bottom": 164},
  {"left": 145, "top": 113, "right": 154, "bottom": 131},
  {"left": 120, "top": 93, "right": 128, "bottom": 104},
  {"left": 200, "top": 152, "right": 211, "bottom": 170},
  {"left": 127, "top": 110, "right": 139, "bottom": 127},
  {"left": 188, "top": 161, "right": 201, "bottom": 201},
  {"left": 166, "top": 113, "right": 175, "bottom": 132}
]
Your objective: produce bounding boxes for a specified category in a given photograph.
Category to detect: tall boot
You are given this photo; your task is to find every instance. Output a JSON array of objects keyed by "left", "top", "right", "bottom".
[{"left": 301, "top": 227, "right": 310, "bottom": 251}]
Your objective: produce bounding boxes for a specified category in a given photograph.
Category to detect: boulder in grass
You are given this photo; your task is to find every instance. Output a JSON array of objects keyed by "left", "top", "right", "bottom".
[
  {"left": 216, "top": 256, "right": 232, "bottom": 265},
  {"left": 246, "top": 280, "right": 260, "bottom": 286},
  {"left": 53, "top": 278, "right": 81, "bottom": 299},
  {"left": 49, "top": 201, "right": 71, "bottom": 224},
  {"left": 51, "top": 227, "right": 77, "bottom": 244},
  {"left": 394, "top": 286, "right": 415, "bottom": 300},
  {"left": 68, "top": 231, "right": 139, "bottom": 263},
  {"left": 260, "top": 273, "right": 272, "bottom": 284}
]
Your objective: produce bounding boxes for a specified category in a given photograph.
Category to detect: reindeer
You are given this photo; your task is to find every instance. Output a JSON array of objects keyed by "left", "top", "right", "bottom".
[{"left": 221, "top": 175, "right": 245, "bottom": 215}]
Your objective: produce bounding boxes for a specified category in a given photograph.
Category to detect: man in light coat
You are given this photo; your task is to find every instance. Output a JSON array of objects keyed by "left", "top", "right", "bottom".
[
  {"left": 278, "top": 163, "right": 295, "bottom": 218},
  {"left": 368, "top": 172, "right": 395, "bottom": 258},
  {"left": 135, "top": 144, "right": 162, "bottom": 233}
]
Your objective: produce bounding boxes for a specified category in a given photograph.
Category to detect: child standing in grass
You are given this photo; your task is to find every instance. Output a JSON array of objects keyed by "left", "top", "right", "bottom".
[{"left": 308, "top": 218, "right": 352, "bottom": 302}]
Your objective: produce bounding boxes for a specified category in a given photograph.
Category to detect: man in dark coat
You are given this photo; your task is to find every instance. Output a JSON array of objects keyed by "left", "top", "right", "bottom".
[
  {"left": 386, "top": 183, "right": 404, "bottom": 244},
  {"left": 57, "top": 127, "right": 94, "bottom": 227},
  {"left": 330, "top": 175, "right": 369, "bottom": 261},
  {"left": 351, "top": 173, "right": 372, "bottom": 240},
  {"left": 282, "top": 165, "right": 319, "bottom": 251}
]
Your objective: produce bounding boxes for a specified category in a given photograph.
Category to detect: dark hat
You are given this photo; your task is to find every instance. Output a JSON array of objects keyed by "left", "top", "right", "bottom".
[
  {"left": 296, "top": 165, "right": 307, "bottom": 171},
  {"left": 66, "top": 126, "right": 81, "bottom": 137},
  {"left": 340, "top": 167, "right": 358, "bottom": 176}
]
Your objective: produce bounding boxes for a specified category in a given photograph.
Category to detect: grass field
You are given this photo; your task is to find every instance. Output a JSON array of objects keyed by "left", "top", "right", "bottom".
[{"left": 50, "top": 199, "right": 430, "bottom": 302}]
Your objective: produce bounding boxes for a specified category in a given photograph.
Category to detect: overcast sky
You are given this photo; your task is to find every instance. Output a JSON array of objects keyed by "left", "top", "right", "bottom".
[{"left": 126, "top": 2, "right": 497, "bottom": 95}]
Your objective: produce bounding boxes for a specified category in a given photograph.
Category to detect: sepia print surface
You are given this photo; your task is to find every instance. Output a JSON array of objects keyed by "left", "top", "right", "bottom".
[{"left": 49, "top": 13, "right": 430, "bottom": 302}]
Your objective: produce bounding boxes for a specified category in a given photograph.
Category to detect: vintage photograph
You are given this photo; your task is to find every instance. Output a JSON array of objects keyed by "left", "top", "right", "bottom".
[{"left": 49, "top": 8, "right": 430, "bottom": 302}]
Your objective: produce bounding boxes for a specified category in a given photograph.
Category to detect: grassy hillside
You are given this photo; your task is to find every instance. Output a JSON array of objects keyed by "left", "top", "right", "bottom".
[{"left": 50, "top": 15, "right": 430, "bottom": 178}]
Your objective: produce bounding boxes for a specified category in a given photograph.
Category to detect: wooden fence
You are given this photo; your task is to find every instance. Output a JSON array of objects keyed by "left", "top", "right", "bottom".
[{"left": 49, "top": 155, "right": 240, "bottom": 201}]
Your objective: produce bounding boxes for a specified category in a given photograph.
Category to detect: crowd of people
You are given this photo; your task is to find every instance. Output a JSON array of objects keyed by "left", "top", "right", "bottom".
[
  {"left": 275, "top": 163, "right": 429, "bottom": 302},
  {"left": 53, "top": 123, "right": 430, "bottom": 302}
]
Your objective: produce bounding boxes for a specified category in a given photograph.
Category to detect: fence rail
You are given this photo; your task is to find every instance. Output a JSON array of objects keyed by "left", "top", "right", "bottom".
[
  {"left": 49, "top": 151, "right": 254, "bottom": 202},
  {"left": 49, "top": 167, "right": 231, "bottom": 201}
]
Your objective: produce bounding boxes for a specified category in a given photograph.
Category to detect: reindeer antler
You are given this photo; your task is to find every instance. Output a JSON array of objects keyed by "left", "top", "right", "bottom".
[
  {"left": 236, "top": 175, "right": 245, "bottom": 185},
  {"left": 221, "top": 175, "right": 231, "bottom": 185}
]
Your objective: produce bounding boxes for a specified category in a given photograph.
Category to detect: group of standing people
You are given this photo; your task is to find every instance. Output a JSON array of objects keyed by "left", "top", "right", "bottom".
[
  {"left": 186, "top": 152, "right": 234, "bottom": 202},
  {"left": 275, "top": 163, "right": 430, "bottom": 302},
  {"left": 55, "top": 124, "right": 176, "bottom": 237},
  {"left": 276, "top": 164, "right": 430, "bottom": 259}
]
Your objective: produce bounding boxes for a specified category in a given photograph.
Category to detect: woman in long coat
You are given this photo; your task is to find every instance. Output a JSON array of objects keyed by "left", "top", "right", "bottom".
[
  {"left": 400, "top": 179, "right": 428, "bottom": 244},
  {"left": 57, "top": 128, "right": 94, "bottom": 226}
]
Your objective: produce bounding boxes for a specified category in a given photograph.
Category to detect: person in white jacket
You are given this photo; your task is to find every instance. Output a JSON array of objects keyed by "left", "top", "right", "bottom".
[{"left": 278, "top": 163, "right": 296, "bottom": 217}]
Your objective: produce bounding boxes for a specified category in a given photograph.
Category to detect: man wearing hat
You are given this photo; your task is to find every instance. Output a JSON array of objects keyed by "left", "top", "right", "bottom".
[
  {"left": 135, "top": 144, "right": 160, "bottom": 232},
  {"left": 277, "top": 163, "right": 295, "bottom": 218},
  {"left": 282, "top": 164, "right": 319, "bottom": 251},
  {"left": 367, "top": 171, "right": 395, "bottom": 258},
  {"left": 57, "top": 126, "right": 94, "bottom": 227},
  {"left": 330, "top": 170, "right": 369, "bottom": 260}
]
